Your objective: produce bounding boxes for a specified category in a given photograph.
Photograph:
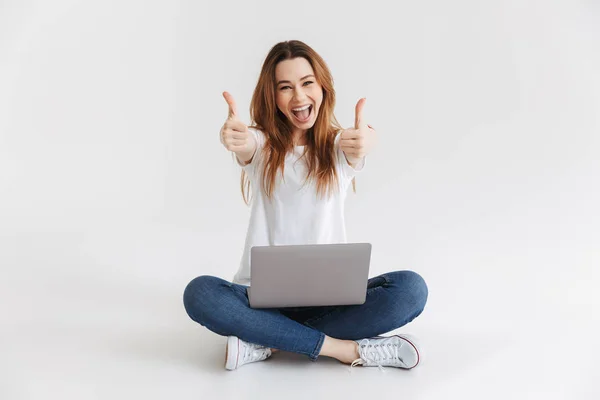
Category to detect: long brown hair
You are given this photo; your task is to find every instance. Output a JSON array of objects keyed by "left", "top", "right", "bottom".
[{"left": 240, "top": 40, "right": 357, "bottom": 205}]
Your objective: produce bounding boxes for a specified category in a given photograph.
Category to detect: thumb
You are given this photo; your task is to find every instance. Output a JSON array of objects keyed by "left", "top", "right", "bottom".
[
  {"left": 222, "top": 91, "right": 238, "bottom": 119},
  {"left": 354, "top": 97, "right": 367, "bottom": 130}
]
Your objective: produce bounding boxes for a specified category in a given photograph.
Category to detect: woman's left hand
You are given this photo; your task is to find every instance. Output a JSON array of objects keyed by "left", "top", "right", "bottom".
[{"left": 340, "top": 98, "right": 377, "bottom": 166}]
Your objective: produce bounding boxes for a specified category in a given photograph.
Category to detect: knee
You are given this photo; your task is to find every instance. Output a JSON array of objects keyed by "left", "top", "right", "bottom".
[
  {"left": 182, "top": 275, "right": 222, "bottom": 322},
  {"left": 389, "top": 270, "right": 428, "bottom": 313}
]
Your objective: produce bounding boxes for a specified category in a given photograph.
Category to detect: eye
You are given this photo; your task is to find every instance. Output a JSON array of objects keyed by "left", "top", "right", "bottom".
[{"left": 279, "top": 81, "right": 313, "bottom": 91}]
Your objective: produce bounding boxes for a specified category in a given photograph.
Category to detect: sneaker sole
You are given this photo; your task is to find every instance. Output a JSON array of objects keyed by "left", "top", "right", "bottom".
[{"left": 225, "top": 336, "right": 240, "bottom": 370}]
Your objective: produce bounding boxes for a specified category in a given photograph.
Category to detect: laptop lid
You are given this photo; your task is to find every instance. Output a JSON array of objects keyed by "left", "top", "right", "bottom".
[{"left": 247, "top": 242, "right": 372, "bottom": 308}]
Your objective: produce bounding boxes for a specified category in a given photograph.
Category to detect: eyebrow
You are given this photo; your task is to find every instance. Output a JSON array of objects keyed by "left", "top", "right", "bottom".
[{"left": 276, "top": 75, "right": 315, "bottom": 86}]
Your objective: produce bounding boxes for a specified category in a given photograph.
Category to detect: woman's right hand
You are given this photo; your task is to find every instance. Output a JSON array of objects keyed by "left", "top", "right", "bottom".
[{"left": 220, "top": 92, "right": 256, "bottom": 157}]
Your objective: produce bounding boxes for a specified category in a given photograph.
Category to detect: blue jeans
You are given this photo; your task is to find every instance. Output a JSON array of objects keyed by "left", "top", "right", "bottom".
[{"left": 183, "top": 270, "right": 428, "bottom": 361}]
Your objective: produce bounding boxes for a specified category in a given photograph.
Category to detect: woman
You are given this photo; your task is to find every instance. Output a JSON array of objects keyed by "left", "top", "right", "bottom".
[{"left": 183, "top": 40, "right": 428, "bottom": 371}]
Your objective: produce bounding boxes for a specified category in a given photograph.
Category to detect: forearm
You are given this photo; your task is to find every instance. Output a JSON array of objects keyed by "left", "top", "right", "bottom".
[
  {"left": 344, "top": 153, "right": 364, "bottom": 169},
  {"left": 236, "top": 146, "right": 257, "bottom": 165}
]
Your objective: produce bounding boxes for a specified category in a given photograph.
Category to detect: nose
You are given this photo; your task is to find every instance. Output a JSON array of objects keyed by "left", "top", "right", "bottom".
[{"left": 293, "top": 87, "right": 309, "bottom": 102}]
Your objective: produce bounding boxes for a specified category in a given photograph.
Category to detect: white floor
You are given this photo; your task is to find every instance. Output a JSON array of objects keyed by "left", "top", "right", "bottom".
[{"left": 2, "top": 229, "right": 599, "bottom": 400}]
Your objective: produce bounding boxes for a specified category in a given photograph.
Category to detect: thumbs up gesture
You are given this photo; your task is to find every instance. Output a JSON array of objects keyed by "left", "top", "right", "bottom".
[
  {"left": 220, "top": 91, "right": 256, "bottom": 158},
  {"left": 340, "top": 98, "right": 377, "bottom": 166}
]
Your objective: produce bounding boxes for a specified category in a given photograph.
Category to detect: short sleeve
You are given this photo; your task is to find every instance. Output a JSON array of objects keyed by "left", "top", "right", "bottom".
[
  {"left": 236, "top": 128, "right": 264, "bottom": 173},
  {"left": 335, "top": 130, "right": 367, "bottom": 180}
]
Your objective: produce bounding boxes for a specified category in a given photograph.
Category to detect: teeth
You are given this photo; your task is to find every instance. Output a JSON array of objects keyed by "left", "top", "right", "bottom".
[{"left": 292, "top": 105, "right": 310, "bottom": 112}]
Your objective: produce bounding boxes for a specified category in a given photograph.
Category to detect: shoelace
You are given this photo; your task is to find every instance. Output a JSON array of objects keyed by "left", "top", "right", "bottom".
[
  {"left": 349, "top": 337, "right": 405, "bottom": 373},
  {"left": 242, "top": 343, "right": 269, "bottom": 364}
]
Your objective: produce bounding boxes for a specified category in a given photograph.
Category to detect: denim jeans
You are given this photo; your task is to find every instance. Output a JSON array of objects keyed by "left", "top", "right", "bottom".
[{"left": 183, "top": 270, "right": 428, "bottom": 361}]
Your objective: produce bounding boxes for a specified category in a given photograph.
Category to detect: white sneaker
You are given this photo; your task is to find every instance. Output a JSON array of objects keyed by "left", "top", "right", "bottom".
[
  {"left": 225, "top": 336, "right": 272, "bottom": 370},
  {"left": 350, "top": 334, "right": 420, "bottom": 371}
]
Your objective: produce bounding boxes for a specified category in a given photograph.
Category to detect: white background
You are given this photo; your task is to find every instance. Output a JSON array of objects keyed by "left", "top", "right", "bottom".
[{"left": 1, "top": 1, "right": 599, "bottom": 399}]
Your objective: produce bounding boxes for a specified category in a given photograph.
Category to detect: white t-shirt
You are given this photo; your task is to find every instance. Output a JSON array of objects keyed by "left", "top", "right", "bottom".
[{"left": 232, "top": 127, "right": 366, "bottom": 286}]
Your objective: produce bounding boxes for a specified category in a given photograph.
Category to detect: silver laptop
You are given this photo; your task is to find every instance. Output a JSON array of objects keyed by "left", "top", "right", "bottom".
[{"left": 247, "top": 242, "right": 372, "bottom": 308}]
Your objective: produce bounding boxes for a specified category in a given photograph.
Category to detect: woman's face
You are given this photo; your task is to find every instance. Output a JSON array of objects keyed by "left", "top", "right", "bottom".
[{"left": 275, "top": 57, "right": 323, "bottom": 135}]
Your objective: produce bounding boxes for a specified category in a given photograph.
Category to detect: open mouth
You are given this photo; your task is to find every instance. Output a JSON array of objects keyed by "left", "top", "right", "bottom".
[{"left": 291, "top": 105, "right": 313, "bottom": 123}]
